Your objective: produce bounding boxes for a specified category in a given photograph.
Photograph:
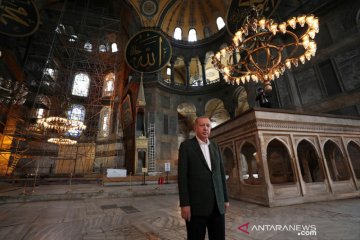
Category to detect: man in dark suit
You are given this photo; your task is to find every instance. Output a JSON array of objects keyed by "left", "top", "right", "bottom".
[{"left": 178, "top": 116, "right": 229, "bottom": 240}]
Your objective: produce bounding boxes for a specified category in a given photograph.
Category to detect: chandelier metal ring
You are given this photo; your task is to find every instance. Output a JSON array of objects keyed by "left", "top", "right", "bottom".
[{"left": 212, "top": 5, "right": 319, "bottom": 92}]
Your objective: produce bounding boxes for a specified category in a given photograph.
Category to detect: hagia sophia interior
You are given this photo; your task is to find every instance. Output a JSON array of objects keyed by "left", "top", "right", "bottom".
[{"left": 0, "top": 0, "right": 360, "bottom": 208}]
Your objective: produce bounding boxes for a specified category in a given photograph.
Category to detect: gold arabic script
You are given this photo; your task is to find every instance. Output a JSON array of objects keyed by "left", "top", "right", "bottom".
[{"left": 0, "top": 3, "right": 29, "bottom": 27}]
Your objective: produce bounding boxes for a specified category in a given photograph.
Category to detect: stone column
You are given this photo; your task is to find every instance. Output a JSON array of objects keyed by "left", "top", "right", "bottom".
[
  {"left": 200, "top": 58, "right": 207, "bottom": 86},
  {"left": 170, "top": 58, "right": 175, "bottom": 85},
  {"left": 185, "top": 60, "right": 190, "bottom": 88}
]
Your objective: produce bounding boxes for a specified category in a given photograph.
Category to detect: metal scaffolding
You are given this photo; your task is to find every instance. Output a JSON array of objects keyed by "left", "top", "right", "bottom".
[
  {"left": 147, "top": 122, "right": 156, "bottom": 172},
  {"left": 1, "top": 0, "right": 126, "bottom": 176}
]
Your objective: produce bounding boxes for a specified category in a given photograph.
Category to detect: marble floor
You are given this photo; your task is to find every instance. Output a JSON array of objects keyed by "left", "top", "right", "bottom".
[{"left": 0, "top": 183, "right": 359, "bottom": 240}]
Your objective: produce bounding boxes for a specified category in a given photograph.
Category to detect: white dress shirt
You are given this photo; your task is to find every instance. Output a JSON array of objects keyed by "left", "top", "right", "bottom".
[{"left": 196, "top": 136, "right": 212, "bottom": 171}]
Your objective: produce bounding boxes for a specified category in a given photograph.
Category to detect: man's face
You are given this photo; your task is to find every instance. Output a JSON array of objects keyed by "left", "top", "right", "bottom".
[{"left": 195, "top": 117, "right": 211, "bottom": 142}]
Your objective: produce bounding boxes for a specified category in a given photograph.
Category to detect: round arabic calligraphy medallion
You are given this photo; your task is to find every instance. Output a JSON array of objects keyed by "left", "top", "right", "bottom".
[
  {"left": 141, "top": 0, "right": 158, "bottom": 17},
  {"left": 125, "top": 30, "right": 172, "bottom": 73},
  {"left": 0, "top": 0, "right": 40, "bottom": 37}
]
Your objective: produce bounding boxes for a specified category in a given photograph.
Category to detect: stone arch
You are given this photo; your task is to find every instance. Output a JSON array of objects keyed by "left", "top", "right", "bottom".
[
  {"left": 297, "top": 139, "right": 325, "bottom": 183},
  {"left": 33, "top": 95, "right": 51, "bottom": 119},
  {"left": 347, "top": 141, "right": 360, "bottom": 179},
  {"left": 267, "top": 139, "right": 295, "bottom": 184},
  {"left": 233, "top": 86, "right": 249, "bottom": 116},
  {"left": 239, "top": 142, "right": 261, "bottom": 185},
  {"left": 173, "top": 56, "right": 186, "bottom": 85},
  {"left": 222, "top": 147, "right": 235, "bottom": 176},
  {"left": 189, "top": 57, "right": 202, "bottom": 86},
  {"left": 347, "top": 4, "right": 360, "bottom": 31},
  {"left": 204, "top": 98, "right": 230, "bottom": 127},
  {"left": 205, "top": 51, "right": 220, "bottom": 84},
  {"left": 324, "top": 140, "right": 350, "bottom": 181},
  {"left": 177, "top": 102, "right": 197, "bottom": 143}
]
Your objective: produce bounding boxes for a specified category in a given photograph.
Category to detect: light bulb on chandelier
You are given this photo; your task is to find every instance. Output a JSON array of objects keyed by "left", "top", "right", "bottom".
[
  {"left": 212, "top": 6, "right": 319, "bottom": 92},
  {"left": 37, "top": 116, "right": 86, "bottom": 134},
  {"left": 47, "top": 137, "right": 77, "bottom": 145}
]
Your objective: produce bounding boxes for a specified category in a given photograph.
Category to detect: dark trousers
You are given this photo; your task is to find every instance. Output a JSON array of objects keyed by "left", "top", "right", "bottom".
[{"left": 185, "top": 204, "right": 225, "bottom": 240}]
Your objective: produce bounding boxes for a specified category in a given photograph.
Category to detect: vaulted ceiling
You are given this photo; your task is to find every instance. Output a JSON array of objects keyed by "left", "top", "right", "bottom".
[
  {"left": 125, "top": 0, "right": 336, "bottom": 42},
  {"left": 126, "top": 0, "right": 231, "bottom": 40},
  {"left": 1, "top": 0, "right": 339, "bottom": 97}
]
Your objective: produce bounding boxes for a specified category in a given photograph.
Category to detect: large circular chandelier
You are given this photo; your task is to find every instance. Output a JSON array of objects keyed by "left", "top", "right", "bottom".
[
  {"left": 212, "top": 6, "right": 319, "bottom": 92},
  {"left": 48, "top": 137, "right": 77, "bottom": 145},
  {"left": 37, "top": 116, "right": 86, "bottom": 134},
  {"left": 37, "top": 116, "right": 86, "bottom": 145}
]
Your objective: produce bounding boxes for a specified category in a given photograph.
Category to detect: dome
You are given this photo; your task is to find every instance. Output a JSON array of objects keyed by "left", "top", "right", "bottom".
[
  {"left": 160, "top": 0, "right": 230, "bottom": 41},
  {"left": 129, "top": 0, "right": 231, "bottom": 41}
]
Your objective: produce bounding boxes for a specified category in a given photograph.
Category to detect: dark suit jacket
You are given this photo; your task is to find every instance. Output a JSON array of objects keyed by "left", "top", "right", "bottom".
[{"left": 178, "top": 137, "right": 229, "bottom": 216}]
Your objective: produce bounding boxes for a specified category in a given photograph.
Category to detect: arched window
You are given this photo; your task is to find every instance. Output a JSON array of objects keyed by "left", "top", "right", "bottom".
[
  {"left": 33, "top": 95, "right": 50, "bottom": 119},
  {"left": 84, "top": 41, "right": 92, "bottom": 52},
  {"left": 67, "top": 104, "right": 85, "bottom": 137},
  {"left": 174, "top": 27, "right": 182, "bottom": 40},
  {"left": 204, "top": 98, "right": 230, "bottom": 127},
  {"left": 68, "top": 104, "right": 85, "bottom": 121},
  {"left": 99, "top": 44, "right": 107, "bottom": 52},
  {"left": 188, "top": 28, "right": 197, "bottom": 42},
  {"left": 216, "top": 17, "right": 225, "bottom": 30},
  {"left": 163, "top": 66, "right": 171, "bottom": 84},
  {"left": 72, "top": 73, "right": 90, "bottom": 97},
  {"left": 99, "top": 106, "right": 110, "bottom": 137},
  {"left": 43, "top": 68, "right": 57, "bottom": 80},
  {"left": 103, "top": 73, "right": 115, "bottom": 96},
  {"left": 36, "top": 108, "right": 45, "bottom": 119},
  {"left": 69, "top": 34, "right": 78, "bottom": 42},
  {"left": 111, "top": 43, "right": 118, "bottom": 52},
  {"left": 67, "top": 104, "right": 86, "bottom": 137}
]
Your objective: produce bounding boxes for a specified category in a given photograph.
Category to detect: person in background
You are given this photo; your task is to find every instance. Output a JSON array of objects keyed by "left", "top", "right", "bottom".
[
  {"left": 178, "top": 116, "right": 229, "bottom": 240},
  {"left": 255, "top": 87, "right": 272, "bottom": 108}
]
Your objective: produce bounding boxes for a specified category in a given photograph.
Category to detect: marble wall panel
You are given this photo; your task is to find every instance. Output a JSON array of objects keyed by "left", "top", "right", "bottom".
[
  {"left": 304, "top": 182, "right": 329, "bottom": 195},
  {"left": 334, "top": 48, "right": 360, "bottom": 91},
  {"left": 272, "top": 184, "right": 302, "bottom": 199},
  {"left": 294, "top": 68, "right": 322, "bottom": 105},
  {"left": 275, "top": 75, "right": 292, "bottom": 108}
]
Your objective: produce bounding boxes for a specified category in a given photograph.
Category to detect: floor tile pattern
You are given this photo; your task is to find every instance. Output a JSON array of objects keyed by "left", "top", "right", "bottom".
[{"left": 0, "top": 184, "right": 359, "bottom": 240}]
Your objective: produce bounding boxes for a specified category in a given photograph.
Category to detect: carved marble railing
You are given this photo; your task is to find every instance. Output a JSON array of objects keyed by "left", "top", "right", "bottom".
[{"left": 211, "top": 108, "right": 360, "bottom": 207}]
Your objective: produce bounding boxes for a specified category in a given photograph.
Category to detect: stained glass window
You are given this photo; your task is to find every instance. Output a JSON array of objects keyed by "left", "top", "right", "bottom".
[
  {"left": 99, "top": 106, "right": 110, "bottom": 137},
  {"left": 67, "top": 104, "right": 85, "bottom": 137},
  {"left": 103, "top": 73, "right": 114, "bottom": 96},
  {"left": 72, "top": 73, "right": 90, "bottom": 97}
]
